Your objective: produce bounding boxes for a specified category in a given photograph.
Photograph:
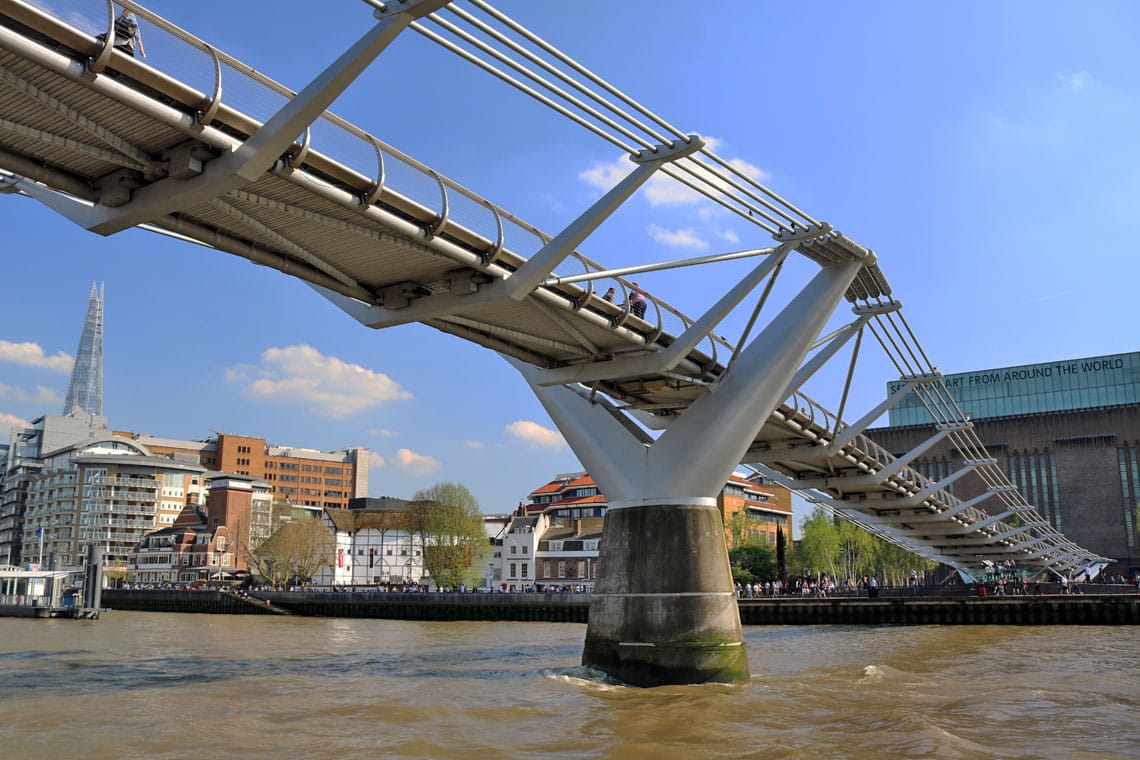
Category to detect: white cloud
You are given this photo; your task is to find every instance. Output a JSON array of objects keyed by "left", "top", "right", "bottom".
[
  {"left": 0, "top": 411, "right": 30, "bottom": 432},
  {"left": 647, "top": 224, "right": 708, "bottom": 250},
  {"left": 394, "top": 448, "right": 441, "bottom": 474},
  {"left": 644, "top": 172, "right": 705, "bottom": 206},
  {"left": 0, "top": 341, "right": 72, "bottom": 372},
  {"left": 369, "top": 428, "right": 399, "bottom": 437},
  {"left": 505, "top": 420, "right": 565, "bottom": 449},
  {"left": 369, "top": 454, "right": 387, "bottom": 469},
  {"left": 578, "top": 159, "right": 630, "bottom": 192},
  {"left": 1060, "top": 70, "right": 1091, "bottom": 92},
  {"left": 0, "top": 384, "right": 62, "bottom": 404},
  {"left": 464, "top": 440, "right": 485, "bottom": 450},
  {"left": 577, "top": 145, "right": 770, "bottom": 250},
  {"left": 226, "top": 344, "right": 411, "bottom": 419}
]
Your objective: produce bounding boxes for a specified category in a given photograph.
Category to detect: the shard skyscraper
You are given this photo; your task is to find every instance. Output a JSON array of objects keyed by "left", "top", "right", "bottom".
[{"left": 61, "top": 282, "right": 104, "bottom": 416}]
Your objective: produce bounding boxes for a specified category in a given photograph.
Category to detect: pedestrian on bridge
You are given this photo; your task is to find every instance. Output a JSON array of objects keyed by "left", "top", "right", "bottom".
[
  {"left": 100, "top": 11, "right": 146, "bottom": 58},
  {"left": 626, "top": 283, "right": 646, "bottom": 318}
]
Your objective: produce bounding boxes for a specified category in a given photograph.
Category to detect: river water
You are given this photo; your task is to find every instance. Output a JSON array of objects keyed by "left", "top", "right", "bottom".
[{"left": 1, "top": 613, "right": 1136, "bottom": 759}]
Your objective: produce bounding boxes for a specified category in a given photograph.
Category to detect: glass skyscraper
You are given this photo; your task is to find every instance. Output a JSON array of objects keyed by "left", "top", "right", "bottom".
[{"left": 61, "top": 282, "right": 103, "bottom": 417}]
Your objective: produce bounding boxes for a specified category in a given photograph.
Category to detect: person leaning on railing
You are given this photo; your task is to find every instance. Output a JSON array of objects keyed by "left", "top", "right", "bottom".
[
  {"left": 626, "top": 282, "right": 646, "bottom": 318},
  {"left": 96, "top": 11, "right": 146, "bottom": 58}
]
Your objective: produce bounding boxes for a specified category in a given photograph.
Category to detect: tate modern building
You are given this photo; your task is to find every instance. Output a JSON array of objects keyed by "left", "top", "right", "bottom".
[{"left": 870, "top": 350, "right": 1140, "bottom": 573}]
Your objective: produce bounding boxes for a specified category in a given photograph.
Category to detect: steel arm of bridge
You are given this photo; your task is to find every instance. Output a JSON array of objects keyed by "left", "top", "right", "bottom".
[
  {"left": 33, "top": 0, "right": 449, "bottom": 236},
  {"left": 755, "top": 468, "right": 962, "bottom": 567},
  {"left": 886, "top": 484, "right": 1019, "bottom": 525},
  {"left": 780, "top": 300, "right": 900, "bottom": 402},
  {"left": 529, "top": 224, "right": 840, "bottom": 387},
  {"left": 793, "top": 422, "right": 971, "bottom": 491},
  {"left": 827, "top": 374, "right": 940, "bottom": 454},
  {"left": 4, "top": 175, "right": 377, "bottom": 300},
  {"left": 308, "top": 135, "right": 704, "bottom": 328},
  {"left": 504, "top": 137, "right": 704, "bottom": 300},
  {"left": 531, "top": 233, "right": 812, "bottom": 387},
  {"left": 746, "top": 374, "right": 937, "bottom": 464},
  {"left": 947, "top": 508, "right": 1021, "bottom": 535},
  {"left": 890, "top": 458, "right": 996, "bottom": 508},
  {"left": 509, "top": 259, "right": 864, "bottom": 504}
]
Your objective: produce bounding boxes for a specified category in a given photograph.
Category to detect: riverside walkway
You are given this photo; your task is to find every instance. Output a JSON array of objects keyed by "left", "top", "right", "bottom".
[{"left": 101, "top": 588, "right": 1140, "bottom": 626}]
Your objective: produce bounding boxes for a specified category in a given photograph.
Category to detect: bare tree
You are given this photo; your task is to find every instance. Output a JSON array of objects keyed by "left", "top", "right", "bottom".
[{"left": 251, "top": 517, "right": 334, "bottom": 587}]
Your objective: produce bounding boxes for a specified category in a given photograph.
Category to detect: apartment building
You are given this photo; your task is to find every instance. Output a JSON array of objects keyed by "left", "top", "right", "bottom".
[{"left": 119, "top": 432, "right": 369, "bottom": 510}]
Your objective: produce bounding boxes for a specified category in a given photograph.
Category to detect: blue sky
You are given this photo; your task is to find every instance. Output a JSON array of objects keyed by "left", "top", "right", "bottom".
[{"left": 2, "top": 1, "right": 1138, "bottom": 532}]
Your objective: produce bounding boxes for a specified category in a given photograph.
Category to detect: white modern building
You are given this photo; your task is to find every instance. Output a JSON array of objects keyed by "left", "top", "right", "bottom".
[{"left": 21, "top": 436, "right": 205, "bottom": 568}]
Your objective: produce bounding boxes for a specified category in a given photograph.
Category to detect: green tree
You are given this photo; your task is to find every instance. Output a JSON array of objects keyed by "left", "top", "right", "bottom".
[
  {"left": 412, "top": 482, "right": 489, "bottom": 590},
  {"left": 729, "top": 541, "right": 776, "bottom": 583},
  {"left": 796, "top": 507, "right": 840, "bottom": 577},
  {"left": 726, "top": 511, "right": 750, "bottom": 548},
  {"left": 794, "top": 506, "right": 939, "bottom": 587},
  {"left": 251, "top": 517, "right": 334, "bottom": 587}
]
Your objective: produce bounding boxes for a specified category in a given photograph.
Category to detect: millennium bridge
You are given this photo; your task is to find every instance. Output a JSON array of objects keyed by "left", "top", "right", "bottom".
[{"left": 0, "top": 0, "right": 1111, "bottom": 684}]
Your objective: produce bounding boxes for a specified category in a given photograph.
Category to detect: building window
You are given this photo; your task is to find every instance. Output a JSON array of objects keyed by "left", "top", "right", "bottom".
[
  {"left": 521, "top": 564, "right": 528, "bottom": 579},
  {"left": 557, "top": 561, "right": 566, "bottom": 578},
  {"left": 521, "top": 545, "right": 528, "bottom": 554},
  {"left": 510, "top": 545, "right": 517, "bottom": 554},
  {"left": 509, "top": 563, "right": 516, "bottom": 578}
]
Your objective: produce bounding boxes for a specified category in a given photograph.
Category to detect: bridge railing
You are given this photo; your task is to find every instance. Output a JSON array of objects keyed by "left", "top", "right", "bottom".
[{"left": 21, "top": 0, "right": 718, "bottom": 353}]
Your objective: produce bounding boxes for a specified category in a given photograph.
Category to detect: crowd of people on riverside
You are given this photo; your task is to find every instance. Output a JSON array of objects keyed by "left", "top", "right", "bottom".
[{"left": 735, "top": 574, "right": 887, "bottom": 599}]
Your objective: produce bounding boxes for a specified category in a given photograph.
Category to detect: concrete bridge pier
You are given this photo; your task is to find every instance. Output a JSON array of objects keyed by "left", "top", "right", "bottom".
[
  {"left": 511, "top": 257, "right": 865, "bottom": 686},
  {"left": 582, "top": 499, "right": 747, "bottom": 685}
]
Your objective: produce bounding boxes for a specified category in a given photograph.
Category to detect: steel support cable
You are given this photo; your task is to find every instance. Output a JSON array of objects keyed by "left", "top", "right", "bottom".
[
  {"left": 872, "top": 312, "right": 921, "bottom": 379},
  {"left": 435, "top": 2, "right": 812, "bottom": 233},
  {"left": 411, "top": 15, "right": 799, "bottom": 242},
  {"left": 694, "top": 147, "right": 819, "bottom": 228},
  {"left": 896, "top": 310, "right": 936, "bottom": 372},
  {"left": 465, "top": 0, "right": 819, "bottom": 229},
  {"left": 658, "top": 160, "right": 798, "bottom": 232},
  {"left": 832, "top": 328, "right": 864, "bottom": 440},
  {"left": 868, "top": 317, "right": 922, "bottom": 383},
  {"left": 435, "top": 4, "right": 678, "bottom": 147},
  {"left": 726, "top": 258, "right": 784, "bottom": 372},
  {"left": 867, "top": 319, "right": 909, "bottom": 378},
  {"left": 403, "top": 24, "right": 643, "bottom": 159},
  {"left": 464, "top": 0, "right": 691, "bottom": 149},
  {"left": 415, "top": 14, "right": 795, "bottom": 233},
  {"left": 882, "top": 310, "right": 930, "bottom": 380},
  {"left": 954, "top": 428, "right": 996, "bottom": 469},
  {"left": 412, "top": 15, "right": 657, "bottom": 154}
]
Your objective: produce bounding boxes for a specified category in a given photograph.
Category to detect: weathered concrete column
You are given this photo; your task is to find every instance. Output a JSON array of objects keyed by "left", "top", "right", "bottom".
[{"left": 583, "top": 500, "right": 748, "bottom": 685}]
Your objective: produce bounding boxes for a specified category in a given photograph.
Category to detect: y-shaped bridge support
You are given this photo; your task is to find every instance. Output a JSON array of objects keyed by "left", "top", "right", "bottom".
[{"left": 510, "top": 257, "right": 864, "bottom": 686}]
